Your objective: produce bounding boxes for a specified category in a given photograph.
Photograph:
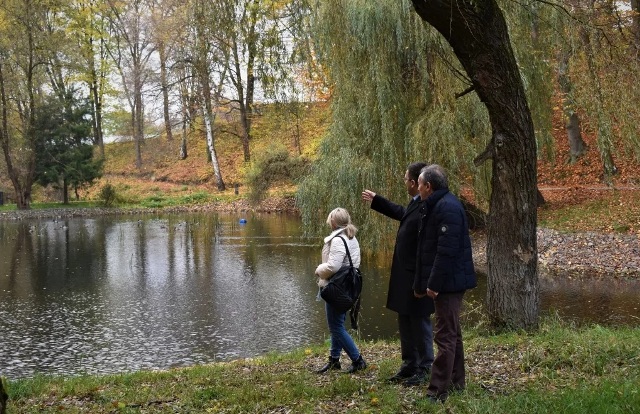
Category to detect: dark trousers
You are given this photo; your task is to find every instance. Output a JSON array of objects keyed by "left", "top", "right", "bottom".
[
  {"left": 397, "top": 313, "right": 434, "bottom": 375},
  {"left": 427, "top": 291, "right": 466, "bottom": 397}
]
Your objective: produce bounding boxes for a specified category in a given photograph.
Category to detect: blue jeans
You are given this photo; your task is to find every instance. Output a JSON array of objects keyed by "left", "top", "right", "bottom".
[{"left": 325, "top": 302, "right": 360, "bottom": 361}]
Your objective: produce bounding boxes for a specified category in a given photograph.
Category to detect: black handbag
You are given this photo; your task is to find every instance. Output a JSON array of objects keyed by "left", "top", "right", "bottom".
[{"left": 320, "top": 236, "right": 363, "bottom": 328}]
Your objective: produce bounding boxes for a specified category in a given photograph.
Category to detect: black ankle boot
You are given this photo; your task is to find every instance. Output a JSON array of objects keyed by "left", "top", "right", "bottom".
[
  {"left": 347, "top": 355, "right": 367, "bottom": 374},
  {"left": 316, "top": 356, "right": 341, "bottom": 374}
]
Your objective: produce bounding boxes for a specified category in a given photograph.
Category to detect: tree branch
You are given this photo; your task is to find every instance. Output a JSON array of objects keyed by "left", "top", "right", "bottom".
[
  {"left": 455, "top": 85, "right": 475, "bottom": 99},
  {"left": 474, "top": 141, "right": 494, "bottom": 166}
]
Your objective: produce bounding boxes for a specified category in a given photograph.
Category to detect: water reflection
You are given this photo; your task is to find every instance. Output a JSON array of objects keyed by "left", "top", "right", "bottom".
[{"left": 0, "top": 213, "right": 638, "bottom": 379}]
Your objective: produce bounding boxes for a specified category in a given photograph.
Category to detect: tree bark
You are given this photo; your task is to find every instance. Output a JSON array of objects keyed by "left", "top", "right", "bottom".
[
  {"left": 63, "top": 177, "right": 69, "bottom": 204},
  {"left": 0, "top": 373, "right": 7, "bottom": 414},
  {"left": 412, "top": 0, "right": 539, "bottom": 329},
  {"left": 159, "top": 41, "right": 173, "bottom": 141},
  {"left": 631, "top": 0, "right": 640, "bottom": 55},
  {"left": 231, "top": 33, "right": 253, "bottom": 162},
  {"left": 178, "top": 67, "right": 189, "bottom": 160},
  {"left": 194, "top": 2, "right": 225, "bottom": 191},
  {"left": 88, "top": 34, "right": 106, "bottom": 158},
  {"left": 0, "top": 63, "right": 29, "bottom": 210},
  {"left": 566, "top": 113, "right": 587, "bottom": 162},
  {"left": 557, "top": 47, "right": 587, "bottom": 163},
  {"left": 90, "top": 63, "right": 105, "bottom": 157},
  {"left": 133, "top": 61, "right": 144, "bottom": 169}
]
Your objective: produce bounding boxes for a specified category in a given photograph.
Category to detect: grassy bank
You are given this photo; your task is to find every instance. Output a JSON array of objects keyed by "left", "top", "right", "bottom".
[{"left": 5, "top": 317, "right": 639, "bottom": 413}]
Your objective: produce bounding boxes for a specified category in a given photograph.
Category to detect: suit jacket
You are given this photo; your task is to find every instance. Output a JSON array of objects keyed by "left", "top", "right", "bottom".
[{"left": 371, "top": 194, "right": 435, "bottom": 316}]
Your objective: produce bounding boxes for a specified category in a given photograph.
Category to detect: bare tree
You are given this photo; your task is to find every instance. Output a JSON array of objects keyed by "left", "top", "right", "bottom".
[
  {"left": 106, "top": 0, "right": 156, "bottom": 169},
  {"left": 191, "top": 0, "right": 228, "bottom": 190}
]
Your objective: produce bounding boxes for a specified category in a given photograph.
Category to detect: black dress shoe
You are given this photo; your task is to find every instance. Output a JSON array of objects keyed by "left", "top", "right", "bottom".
[
  {"left": 403, "top": 369, "right": 430, "bottom": 387},
  {"left": 386, "top": 371, "right": 414, "bottom": 383},
  {"left": 426, "top": 392, "right": 448, "bottom": 403}
]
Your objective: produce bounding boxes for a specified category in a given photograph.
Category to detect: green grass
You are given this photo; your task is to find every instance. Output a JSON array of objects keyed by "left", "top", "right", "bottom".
[{"left": 4, "top": 318, "right": 639, "bottom": 413}]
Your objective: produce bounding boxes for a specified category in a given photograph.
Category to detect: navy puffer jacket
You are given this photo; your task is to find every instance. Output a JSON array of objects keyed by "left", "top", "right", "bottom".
[{"left": 413, "top": 189, "right": 477, "bottom": 294}]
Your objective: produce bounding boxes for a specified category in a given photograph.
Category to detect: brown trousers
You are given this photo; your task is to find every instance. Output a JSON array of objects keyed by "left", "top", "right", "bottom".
[{"left": 427, "top": 291, "right": 466, "bottom": 398}]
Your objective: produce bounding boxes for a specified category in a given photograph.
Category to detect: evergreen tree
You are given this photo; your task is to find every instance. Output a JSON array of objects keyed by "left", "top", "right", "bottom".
[{"left": 34, "top": 94, "right": 103, "bottom": 204}]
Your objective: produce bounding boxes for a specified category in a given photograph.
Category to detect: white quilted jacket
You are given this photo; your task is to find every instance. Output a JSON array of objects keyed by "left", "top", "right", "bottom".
[{"left": 315, "top": 228, "right": 361, "bottom": 287}]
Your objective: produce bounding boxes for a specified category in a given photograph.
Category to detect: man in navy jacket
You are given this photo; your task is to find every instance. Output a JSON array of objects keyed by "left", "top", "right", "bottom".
[
  {"left": 414, "top": 164, "right": 476, "bottom": 403},
  {"left": 362, "top": 162, "right": 434, "bottom": 386}
]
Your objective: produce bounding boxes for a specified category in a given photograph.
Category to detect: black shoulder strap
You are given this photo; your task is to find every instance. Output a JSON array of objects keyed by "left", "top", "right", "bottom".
[
  {"left": 334, "top": 235, "right": 354, "bottom": 268},
  {"left": 335, "top": 234, "right": 361, "bottom": 330}
]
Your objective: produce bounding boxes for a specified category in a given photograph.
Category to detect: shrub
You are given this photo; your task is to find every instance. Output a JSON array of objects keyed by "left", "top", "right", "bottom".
[
  {"left": 245, "top": 145, "right": 309, "bottom": 203},
  {"left": 99, "top": 183, "right": 117, "bottom": 207},
  {"left": 178, "top": 191, "right": 211, "bottom": 204},
  {"left": 140, "top": 195, "right": 169, "bottom": 208}
]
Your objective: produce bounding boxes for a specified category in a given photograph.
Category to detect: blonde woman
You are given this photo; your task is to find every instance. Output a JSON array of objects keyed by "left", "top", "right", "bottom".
[{"left": 315, "top": 207, "right": 366, "bottom": 374}]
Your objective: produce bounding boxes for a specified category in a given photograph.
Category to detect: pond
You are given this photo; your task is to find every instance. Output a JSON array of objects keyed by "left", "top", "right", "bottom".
[{"left": 1, "top": 212, "right": 638, "bottom": 380}]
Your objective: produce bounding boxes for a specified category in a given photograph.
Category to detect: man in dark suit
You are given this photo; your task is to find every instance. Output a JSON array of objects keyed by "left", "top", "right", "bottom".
[{"left": 362, "top": 162, "right": 434, "bottom": 386}]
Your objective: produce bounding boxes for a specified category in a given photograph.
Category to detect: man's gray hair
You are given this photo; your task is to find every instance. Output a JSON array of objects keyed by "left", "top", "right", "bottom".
[{"left": 419, "top": 164, "right": 448, "bottom": 191}]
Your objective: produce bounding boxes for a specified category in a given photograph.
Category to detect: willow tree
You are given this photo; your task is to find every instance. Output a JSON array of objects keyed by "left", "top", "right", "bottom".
[
  {"left": 562, "top": 0, "right": 640, "bottom": 175},
  {"left": 521, "top": 0, "right": 640, "bottom": 178},
  {"left": 299, "top": 0, "right": 539, "bottom": 329},
  {"left": 298, "top": 1, "right": 495, "bottom": 255},
  {"left": 412, "top": 0, "right": 539, "bottom": 329}
]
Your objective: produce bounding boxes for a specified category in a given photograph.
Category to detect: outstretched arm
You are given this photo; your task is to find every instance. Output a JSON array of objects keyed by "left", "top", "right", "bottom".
[{"left": 361, "top": 189, "right": 376, "bottom": 204}]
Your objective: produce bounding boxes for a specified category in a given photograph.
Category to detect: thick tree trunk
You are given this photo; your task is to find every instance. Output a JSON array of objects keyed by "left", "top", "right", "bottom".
[{"left": 412, "top": 0, "right": 539, "bottom": 329}]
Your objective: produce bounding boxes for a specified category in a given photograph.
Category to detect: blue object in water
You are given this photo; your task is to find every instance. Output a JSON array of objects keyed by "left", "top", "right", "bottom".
[{"left": 239, "top": 218, "right": 247, "bottom": 224}]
